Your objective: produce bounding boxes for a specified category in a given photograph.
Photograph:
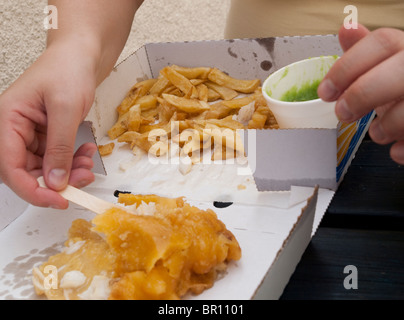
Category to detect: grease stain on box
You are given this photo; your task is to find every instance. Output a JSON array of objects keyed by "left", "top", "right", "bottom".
[{"left": 0, "top": 243, "right": 63, "bottom": 299}]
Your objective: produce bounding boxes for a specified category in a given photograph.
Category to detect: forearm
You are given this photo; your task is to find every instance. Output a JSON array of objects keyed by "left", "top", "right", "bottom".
[{"left": 47, "top": 0, "right": 143, "bottom": 85}]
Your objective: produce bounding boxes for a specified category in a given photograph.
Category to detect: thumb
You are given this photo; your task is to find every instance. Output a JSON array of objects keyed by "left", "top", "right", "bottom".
[
  {"left": 43, "top": 103, "right": 81, "bottom": 191},
  {"left": 338, "top": 23, "right": 370, "bottom": 52}
]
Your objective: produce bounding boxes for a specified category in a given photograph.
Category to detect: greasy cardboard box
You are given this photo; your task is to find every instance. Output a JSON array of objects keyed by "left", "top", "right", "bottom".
[{"left": 0, "top": 35, "right": 372, "bottom": 300}]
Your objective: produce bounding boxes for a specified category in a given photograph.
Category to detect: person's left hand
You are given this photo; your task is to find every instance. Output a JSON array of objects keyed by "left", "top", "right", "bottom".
[{"left": 0, "top": 39, "right": 98, "bottom": 209}]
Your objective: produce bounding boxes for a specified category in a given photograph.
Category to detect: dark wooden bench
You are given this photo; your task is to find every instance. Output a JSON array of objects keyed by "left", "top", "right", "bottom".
[{"left": 280, "top": 135, "right": 404, "bottom": 300}]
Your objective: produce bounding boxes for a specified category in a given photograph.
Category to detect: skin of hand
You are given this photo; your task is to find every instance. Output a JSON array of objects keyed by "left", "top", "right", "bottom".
[
  {"left": 0, "top": 38, "right": 99, "bottom": 209},
  {"left": 0, "top": 0, "right": 142, "bottom": 209},
  {"left": 318, "top": 24, "right": 404, "bottom": 165}
]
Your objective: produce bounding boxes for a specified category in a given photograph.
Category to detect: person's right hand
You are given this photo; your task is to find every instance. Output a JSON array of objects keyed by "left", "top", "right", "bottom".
[
  {"left": 318, "top": 24, "right": 404, "bottom": 164},
  {"left": 0, "top": 38, "right": 99, "bottom": 209}
]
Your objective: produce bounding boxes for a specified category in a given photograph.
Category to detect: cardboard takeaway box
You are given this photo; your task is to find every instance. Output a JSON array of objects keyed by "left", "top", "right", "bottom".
[{"left": 0, "top": 35, "right": 373, "bottom": 300}]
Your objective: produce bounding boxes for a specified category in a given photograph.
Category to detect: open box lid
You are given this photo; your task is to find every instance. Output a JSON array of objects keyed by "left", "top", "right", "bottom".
[
  {"left": 88, "top": 34, "right": 373, "bottom": 193},
  {"left": 0, "top": 34, "right": 372, "bottom": 300}
]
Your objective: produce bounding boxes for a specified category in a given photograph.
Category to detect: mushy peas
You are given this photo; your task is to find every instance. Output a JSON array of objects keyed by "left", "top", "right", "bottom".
[{"left": 280, "top": 79, "right": 321, "bottom": 102}]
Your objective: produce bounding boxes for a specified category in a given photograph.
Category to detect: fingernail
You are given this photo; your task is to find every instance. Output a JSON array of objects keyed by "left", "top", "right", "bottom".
[
  {"left": 371, "top": 122, "right": 386, "bottom": 142},
  {"left": 318, "top": 78, "right": 339, "bottom": 101},
  {"left": 75, "top": 179, "right": 91, "bottom": 189},
  {"left": 48, "top": 169, "right": 68, "bottom": 190},
  {"left": 336, "top": 99, "right": 354, "bottom": 122},
  {"left": 85, "top": 148, "right": 97, "bottom": 158},
  {"left": 49, "top": 204, "right": 63, "bottom": 210}
]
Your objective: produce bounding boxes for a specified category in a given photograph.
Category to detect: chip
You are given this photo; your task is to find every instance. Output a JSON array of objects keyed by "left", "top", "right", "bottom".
[
  {"left": 106, "top": 65, "right": 278, "bottom": 172},
  {"left": 98, "top": 143, "right": 115, "bottom": 156},
  {"left": 208, "top": 68, "right": 260, "bottom": 93}
]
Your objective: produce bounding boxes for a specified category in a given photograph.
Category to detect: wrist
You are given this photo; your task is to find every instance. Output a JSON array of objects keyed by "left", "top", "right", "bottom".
[{"left": 46, "top": 33, "right": 105, "bottom": 85}]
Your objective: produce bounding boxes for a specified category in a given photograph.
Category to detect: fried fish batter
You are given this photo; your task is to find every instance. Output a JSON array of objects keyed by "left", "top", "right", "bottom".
[{"left": 32, "top": 194, "right": 241, "bottom": 300}]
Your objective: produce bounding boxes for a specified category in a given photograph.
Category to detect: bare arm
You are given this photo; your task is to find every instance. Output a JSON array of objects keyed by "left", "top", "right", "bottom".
[
  {"left": 0, "top": 0, "right": 143, "bottom": 208},
  {"left": 47, "top": 0, "right": 143, "bottom": 85}
]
